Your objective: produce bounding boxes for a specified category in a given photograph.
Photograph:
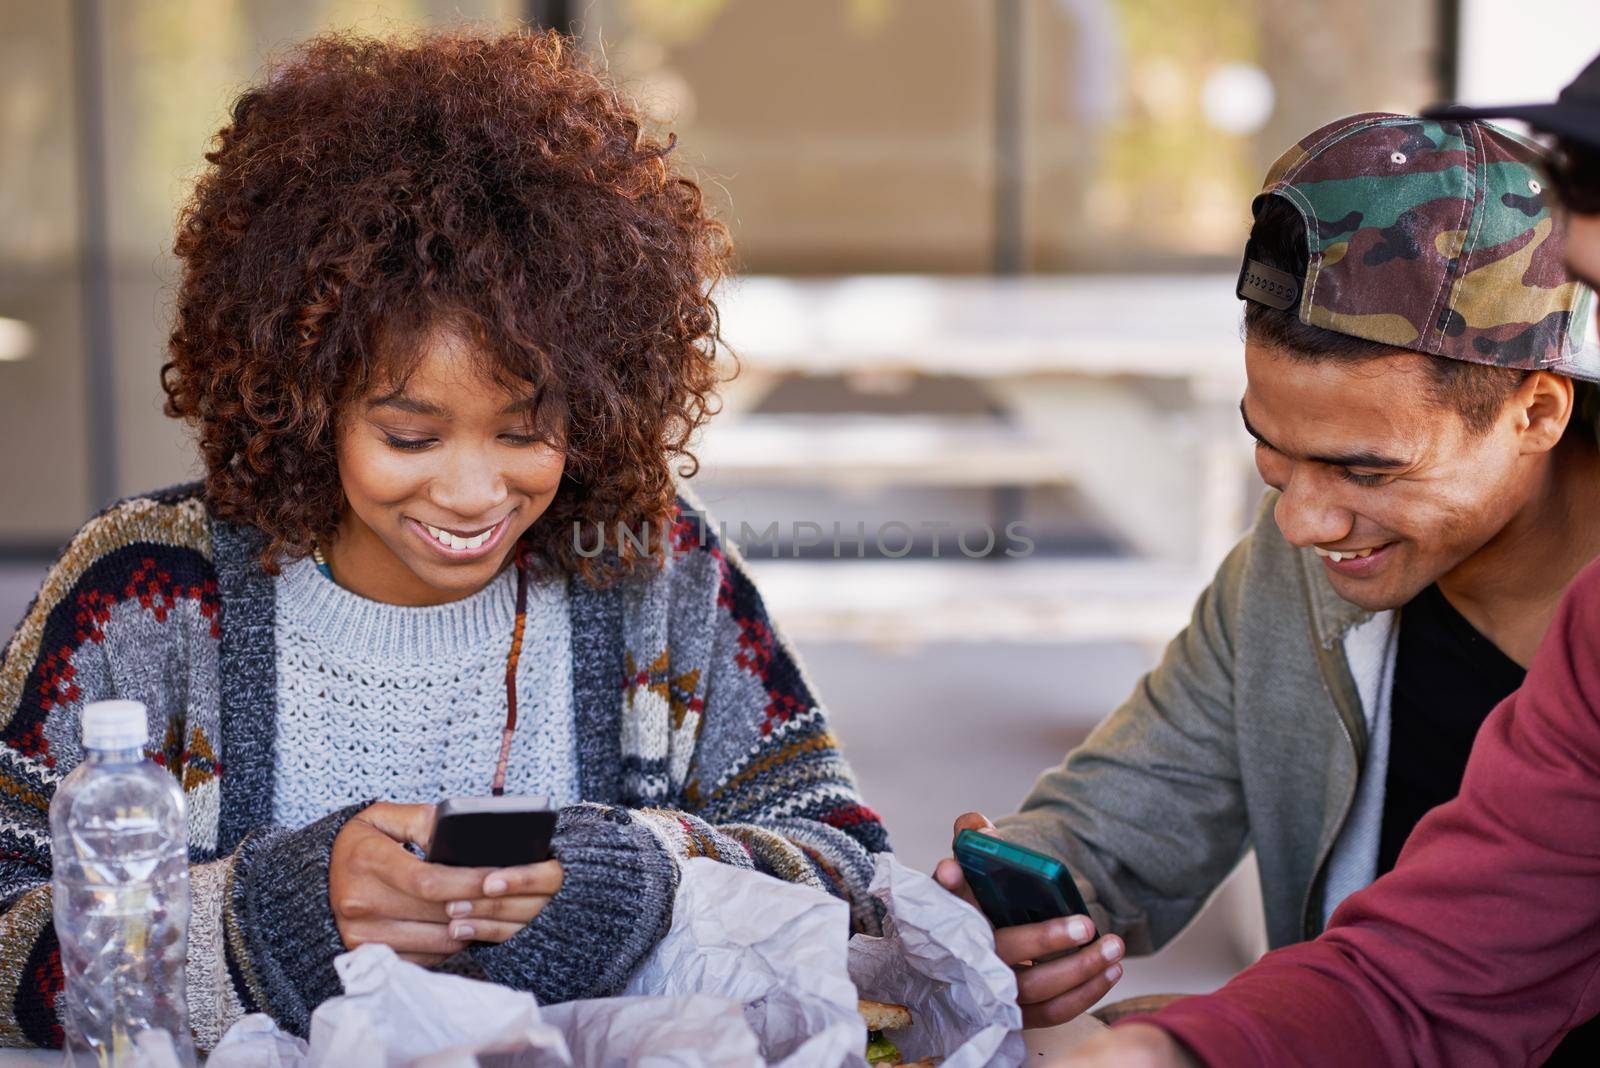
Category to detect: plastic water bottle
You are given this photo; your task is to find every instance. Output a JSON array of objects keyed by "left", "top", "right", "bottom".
[{"left": 50, "top": 700, "right": 196, "bottom": 1067}]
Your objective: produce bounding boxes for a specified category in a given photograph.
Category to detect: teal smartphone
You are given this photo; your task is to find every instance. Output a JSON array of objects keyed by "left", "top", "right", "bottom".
[{"left": 953, "top": 828, "right": 1089, "bottom": 928}]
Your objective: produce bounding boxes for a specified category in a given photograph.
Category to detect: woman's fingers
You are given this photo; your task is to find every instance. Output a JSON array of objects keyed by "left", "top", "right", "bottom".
[
  {"left": 445, "top": 894, "right": 552, "bottom": 924},
  {"left": 434, "top": 860, "right": 566, "bottom": 939},
  {"left": 445, "top": 918, "right": 527, "bottom": 944},
  {"left": 337, "top": 876, "right": 465, "bottom": 924},
  {"left": 343, "top": 919, "right": 466, "bottom": 958},
  {"left": 1013, "top": 935, "right": 1125, "bottom": 1005},
  {"left": 346, "top": 824, "right": 490, "bottom": 902},
  {"left": 384, "top": 851, "right": 495, "bottom": 903},
  {"left": 356, "top": 801, "right": 438, "bottom": 850},
  {"left": 480, "top": 859, "right": 563, "bottom": 898},
  {"left": 992, "top": 914, "right": 1098, "bottom": 965}
]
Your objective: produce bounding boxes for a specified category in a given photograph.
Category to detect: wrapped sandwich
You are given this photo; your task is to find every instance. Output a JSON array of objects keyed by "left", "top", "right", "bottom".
[{"left": 857, "top": 999, "right": 937, "bottom": 1067}]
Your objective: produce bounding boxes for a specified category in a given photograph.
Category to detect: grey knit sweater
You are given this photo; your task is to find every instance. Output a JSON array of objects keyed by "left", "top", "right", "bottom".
[{"left": 270, "top": 555, "right": 580, "bottom": 828}]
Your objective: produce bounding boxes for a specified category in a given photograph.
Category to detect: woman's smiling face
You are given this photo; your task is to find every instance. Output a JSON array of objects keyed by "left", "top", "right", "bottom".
[{"left": 330, "top": 325, "right": 567, "bottom": 606}]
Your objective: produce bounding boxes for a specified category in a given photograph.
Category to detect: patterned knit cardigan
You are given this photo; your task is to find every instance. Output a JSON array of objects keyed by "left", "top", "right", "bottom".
[{"left": 0, "top": 483, "right": 889, "bottom": 1049}]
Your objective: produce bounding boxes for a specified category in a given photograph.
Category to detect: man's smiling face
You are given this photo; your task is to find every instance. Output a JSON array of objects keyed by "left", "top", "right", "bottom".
[{"left": 1243, "top": 341, "right": 1540, "bottom": 612}]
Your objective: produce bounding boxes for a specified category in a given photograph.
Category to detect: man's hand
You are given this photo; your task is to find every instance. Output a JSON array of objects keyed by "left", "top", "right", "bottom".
[
  {"left": 1056, "top": 1023, "right": 1201, "bottom": 1067},
  {"left": 934, "top": 812, "right": 1124, "bottom": 1028},
  {"left": 328, "top": 801, "right": 564, "bottom": 966}
]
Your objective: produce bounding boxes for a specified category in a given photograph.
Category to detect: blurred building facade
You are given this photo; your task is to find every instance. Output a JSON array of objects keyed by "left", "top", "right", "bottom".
[{"left": 1, "top": 0, "right": 1444, "bottom": 546}]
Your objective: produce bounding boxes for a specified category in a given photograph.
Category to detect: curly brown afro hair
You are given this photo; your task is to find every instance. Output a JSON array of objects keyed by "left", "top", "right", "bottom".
[{"left": 162, "top": 28, "right": 732, "bottom": 583}]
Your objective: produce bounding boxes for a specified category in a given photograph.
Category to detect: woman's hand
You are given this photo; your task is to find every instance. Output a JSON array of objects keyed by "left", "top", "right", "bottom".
[
  {"left": 328, "top": 801, "right": 564, "bottom": 965},
  {"left": 934, "top": 812, "right": 1125, "bottom": 1028},
  {"left": 443, "top": 856, "right": 564, "bottom": 944}
]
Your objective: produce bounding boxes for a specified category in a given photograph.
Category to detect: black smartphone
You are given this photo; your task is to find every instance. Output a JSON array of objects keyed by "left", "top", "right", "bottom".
[
  {"left": 953, "top": 828, "right": 1090, "bottom": 928},
  {"left": 426, "top": 794, "right": 558, "bottom": 868}
]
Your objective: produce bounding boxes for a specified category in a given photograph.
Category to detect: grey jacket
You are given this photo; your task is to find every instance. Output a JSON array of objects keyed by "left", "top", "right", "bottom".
[{"left": 995, "top": 490, "right": 1401, "bottom": 955}]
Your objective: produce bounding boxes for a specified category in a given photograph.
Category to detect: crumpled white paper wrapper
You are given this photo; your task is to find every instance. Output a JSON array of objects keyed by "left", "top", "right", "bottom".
[
  {"left": 207, "top": 1014, "right": 309, "bottom": 1068},
  {"left": 207, "top": 946, "right": 570, "bottom": 1068},
  {"left": 208, "top": 853, "right": 1022, "bottom": 1068},
  {"left": 607, "top": 855, "right": 863, "bottom": 1067},
  {"left": 848, "top": 854, "right": 1025, "bottom": 1068}
]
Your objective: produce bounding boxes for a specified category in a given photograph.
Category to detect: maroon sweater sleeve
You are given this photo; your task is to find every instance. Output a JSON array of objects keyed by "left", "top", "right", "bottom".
[{"left": 1133, "top": 559, "right": 1600, "bottom": 1068}]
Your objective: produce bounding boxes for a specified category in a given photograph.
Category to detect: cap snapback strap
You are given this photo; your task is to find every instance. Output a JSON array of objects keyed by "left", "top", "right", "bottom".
[{"left": 1237, "top": 257, "right": 1301, "bottom": 310}]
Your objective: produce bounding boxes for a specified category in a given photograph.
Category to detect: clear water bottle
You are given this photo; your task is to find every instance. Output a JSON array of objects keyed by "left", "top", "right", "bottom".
[{"left": 50, "top": 700, "right": 195, "bottom": 1067}]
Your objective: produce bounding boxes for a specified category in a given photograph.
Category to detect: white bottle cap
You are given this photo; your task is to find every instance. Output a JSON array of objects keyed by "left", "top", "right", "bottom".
[{"left": 81, "top": 700, "right": 149, "bottom": 751}]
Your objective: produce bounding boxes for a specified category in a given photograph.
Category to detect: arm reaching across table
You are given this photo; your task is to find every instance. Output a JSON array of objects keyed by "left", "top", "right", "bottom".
[{"left": 1111, "top": 557, "right": 1600, "bottom": 1067}]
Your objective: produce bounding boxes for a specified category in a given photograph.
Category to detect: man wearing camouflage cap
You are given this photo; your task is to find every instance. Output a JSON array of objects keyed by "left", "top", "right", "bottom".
[
  {"left": 933, "top": 111, "right": 1600, "bottom": 1048},
  {"left": 1059, "top": 55, "right": 1600, "bottom": 1067}
]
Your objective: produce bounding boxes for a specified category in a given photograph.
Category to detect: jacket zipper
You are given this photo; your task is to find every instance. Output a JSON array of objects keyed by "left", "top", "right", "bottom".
[{"left": 1296, "top": 559, "right": 1370, "bottom": 940}]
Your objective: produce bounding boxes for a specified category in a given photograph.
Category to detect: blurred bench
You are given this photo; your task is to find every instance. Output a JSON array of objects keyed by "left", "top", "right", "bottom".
[
  {"left": 745, "top": 558, "right": 1208, "bottom": 649},
  {"left": 701, "top": 274, "right": 1256, "bottom": 646}
]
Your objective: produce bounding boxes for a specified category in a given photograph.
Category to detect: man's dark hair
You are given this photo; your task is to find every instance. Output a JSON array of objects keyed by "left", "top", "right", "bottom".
[
  {"left": 1550, "top": 138, "right": 1600, "bottom": 215},
  {"left": 1241, "top": 194, "right": 1538, "bottom": 436}
]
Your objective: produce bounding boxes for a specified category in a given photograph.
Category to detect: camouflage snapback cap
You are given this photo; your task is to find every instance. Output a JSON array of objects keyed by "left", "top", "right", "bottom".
[{"left": 1240, "top": 112, "right": 1598, "bottom": 381}]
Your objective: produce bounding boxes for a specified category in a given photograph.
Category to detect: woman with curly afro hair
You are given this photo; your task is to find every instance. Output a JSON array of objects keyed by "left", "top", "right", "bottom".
[{"left": 0, "top": 29, "right": 888, "bottom": 1049}]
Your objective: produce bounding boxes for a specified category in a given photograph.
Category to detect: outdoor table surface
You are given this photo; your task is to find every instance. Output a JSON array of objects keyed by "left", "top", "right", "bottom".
[{"left": 0, "top": 1015, "right": 1109, "bottom": 1064}]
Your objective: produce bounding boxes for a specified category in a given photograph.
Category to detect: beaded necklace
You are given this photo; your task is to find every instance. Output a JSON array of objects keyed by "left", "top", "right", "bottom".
[{"left": 311, "top": 542, "right": 531, "bottom": 796}]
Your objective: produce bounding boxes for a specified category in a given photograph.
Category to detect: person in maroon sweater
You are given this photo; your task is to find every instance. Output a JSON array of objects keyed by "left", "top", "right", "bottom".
[{"left": 1061, "top": 55, "right": 1600, "bottom": 1068}]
